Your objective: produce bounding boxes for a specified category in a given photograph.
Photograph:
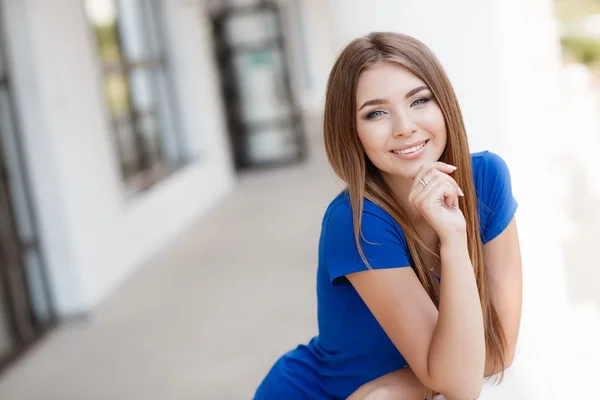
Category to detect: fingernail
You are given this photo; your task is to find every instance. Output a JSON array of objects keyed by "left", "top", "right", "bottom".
[
  {"left": 459, "top": 191, "right": 464, "bottom": 197},
  {"left": 446, "top": 164, "right": 457, "bottom": 170}
]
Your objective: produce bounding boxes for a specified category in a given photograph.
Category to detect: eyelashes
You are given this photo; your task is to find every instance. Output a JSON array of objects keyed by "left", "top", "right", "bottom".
[
  {"left": 366, "top": 110, "right": 386, "bottom": 119},
  {"left": 411, "top": 97, "right": 431, "bottom": 107},
  {"left": 364, "top": 97, "right": 431, "bottom": 120}
]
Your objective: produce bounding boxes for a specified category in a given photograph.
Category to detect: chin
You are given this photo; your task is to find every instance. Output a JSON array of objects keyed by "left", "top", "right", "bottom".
[
  {"left": 383, "top": 167, "right": 419, "bottom": 181},
  {"left": 403, "top": 168, "right": 421, "bottom": 180},
  {"left": 402, "top": 161, "right": 431, "bottom": 179}
]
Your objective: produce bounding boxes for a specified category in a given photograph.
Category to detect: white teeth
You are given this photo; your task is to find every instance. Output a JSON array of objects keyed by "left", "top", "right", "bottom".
[{"left": 393, "top": 142, "right": 426, "bottom": 155}]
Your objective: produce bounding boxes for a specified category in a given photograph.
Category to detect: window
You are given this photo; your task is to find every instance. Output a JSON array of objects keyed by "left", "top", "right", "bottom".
[
  {"left": 0, "top": 10, "right": 54, "bottom": 367},
  {"left": 85, "top": 0, "right": 187, "bottom": 192}
]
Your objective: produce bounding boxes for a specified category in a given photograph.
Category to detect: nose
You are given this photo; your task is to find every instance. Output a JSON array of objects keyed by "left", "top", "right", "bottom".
[{"left": 392, "top": 110, "right": 418, "bottom": 137}]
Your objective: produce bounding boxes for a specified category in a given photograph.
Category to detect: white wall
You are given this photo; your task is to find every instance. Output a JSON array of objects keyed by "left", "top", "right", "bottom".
[
  {"left": 3, "top": 0, "right": 234, "bottom": 316},
  {"left": 282, "top": 0, "right": 337, "bottom": 116}
]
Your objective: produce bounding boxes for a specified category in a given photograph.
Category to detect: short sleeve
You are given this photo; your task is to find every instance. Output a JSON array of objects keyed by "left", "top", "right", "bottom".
[
  {"left": 479, "top": 152, "right": 518, "bottom": 244},
  {"left": 322, "top": 202, "right": 411, "bottom": 286}
]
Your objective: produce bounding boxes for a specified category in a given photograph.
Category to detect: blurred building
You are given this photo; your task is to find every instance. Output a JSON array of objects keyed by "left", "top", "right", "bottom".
[{"left": 0, "top": 1, "right": 595, "bottom": 398}]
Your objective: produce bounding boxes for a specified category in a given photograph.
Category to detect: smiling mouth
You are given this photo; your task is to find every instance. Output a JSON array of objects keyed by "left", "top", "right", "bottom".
[{"left": 391, "top": 140, "right": 429, "bottom": 155}]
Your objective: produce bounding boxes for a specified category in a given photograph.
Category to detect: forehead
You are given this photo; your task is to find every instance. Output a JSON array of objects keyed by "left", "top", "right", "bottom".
[{"left": 356, "top": 62, "right": 427, "bottom": 102}]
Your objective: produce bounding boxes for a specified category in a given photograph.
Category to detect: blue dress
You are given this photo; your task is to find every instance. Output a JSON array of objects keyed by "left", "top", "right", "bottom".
[{"left": 254, "top": 151, "right": 518, "bottom": 399}]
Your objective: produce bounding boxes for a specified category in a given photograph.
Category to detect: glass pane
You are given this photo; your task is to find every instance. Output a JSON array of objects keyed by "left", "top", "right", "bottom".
[
  {"left": 115, "top": 121, "right": 138, "bottom": 176},
  {"left": 0, "top": 89, "right": 35, "bottom": 243},
  {"left": 0, "top": 177, "right": 35, "bottom": 343},
  {"left": 129, "top": 68, "right": 167, "bottom": 166},
  {"left": 84, "top": 0, "right": 122, "bottom": 65},
  {"left": 117, "top": 0, "right": 158, "bottom": 61},
  {"left": 135, "top": 111, "right": 162, "bottom": 164},
  {"left": 140, "top": 0, "right": 163, "bottom": 57},
  {"left": 233, "top": 49, "right": 292, "bottom": 123},
  {"left": 225, "top": 9, "right": 279, "bottom": 46},
  {"left": 247, "top": 126, "right": 298, "bottom": 164},
  {"left": 23, "top": 250, "right": 51, "bottom": 324},
  {"left": 0, "top": 49, "right": 5, "bottom": 77},
  {"left": 105, "top": 71, "right": 132, "bottom": 119},
  {"left": 136, "top": 110, "right": 157, "bottom": 134},
  {"left": 153, "top": 69, "right": 181, "bottom": 166},
  {"left": 0, "top": 284, "right": 15, "bottom": 360},
  {"left": 128, "top": 68, "right": 154, "bottom": 113}
]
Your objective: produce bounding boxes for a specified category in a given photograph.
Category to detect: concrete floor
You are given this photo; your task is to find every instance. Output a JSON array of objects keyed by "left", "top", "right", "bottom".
[{"left": 0, "top": 125, "right": 599, "bottom": 399}]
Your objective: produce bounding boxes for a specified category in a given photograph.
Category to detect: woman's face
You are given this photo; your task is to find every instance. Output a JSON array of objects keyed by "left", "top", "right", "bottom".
[{"left": 355, "top": 62, "right": 447, "bottom": 181}]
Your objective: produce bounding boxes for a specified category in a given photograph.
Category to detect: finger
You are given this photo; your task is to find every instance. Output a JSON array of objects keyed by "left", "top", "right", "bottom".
[
  {"left": 437, "top": 180, "right": 459, "bottom": 209},
  {"left": 409, "top": 170, "right": 434, "bottom": 204},
  {"left": 414, "top": 162, "right": 456, "bottom": 182},
  {"left": 412, "top": 175, "right": 443, "bottom": 206},
  {"left": 420, "top": 168, "right": 464, "bottom": 198},
  {"left": 410, "top": 163, "right": 461, "bottom": 205},
  {"left": 442, "top": 180, "right": 459, "bottom": 208},
  {"left": 414, "top": 177, "right": 458, "bottom": 210},
  {"left": 412, "top": 162, "right": 457, "bottom": 192},
  {"left": 409, "top": 171, "right": 440, "bottom": 205},
  {"left": 434, "top": 170, "right": 464, "bottom": 198}
]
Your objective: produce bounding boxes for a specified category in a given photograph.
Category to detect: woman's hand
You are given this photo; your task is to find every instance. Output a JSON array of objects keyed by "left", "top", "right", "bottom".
[{"left": 408, "top": 162, "right": 466, "bottom": 243}]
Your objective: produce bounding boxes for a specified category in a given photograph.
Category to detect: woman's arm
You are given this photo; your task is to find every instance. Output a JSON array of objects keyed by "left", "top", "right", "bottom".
[
  {"left": 348, "top": 217, "right": 522, "bottom": 399},
  {"left": 346, "top": 368, "right": 429, "bottom": 400},
  {"left": 429, "top": 234, "right": 486, "bottom": 394},
  {"left": 483, "top": 217, "right": 522, "bottom": 376},
  {"left": 347, "top": 234, "right": 484, "bottom": 400}
]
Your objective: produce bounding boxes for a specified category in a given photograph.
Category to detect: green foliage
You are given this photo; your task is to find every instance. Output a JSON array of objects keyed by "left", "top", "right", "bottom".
[
  {"left": 89, "top": 22, "right": 131, "bottom": 116},
  {"left": 555, "top": 0, "right": 600, "bottom": 22},
  {"left": 561, "top": 36, "right": 600, "bottom": 65},
  {"left": 93, "top": 22, "right": 121, "bottom": 63}
]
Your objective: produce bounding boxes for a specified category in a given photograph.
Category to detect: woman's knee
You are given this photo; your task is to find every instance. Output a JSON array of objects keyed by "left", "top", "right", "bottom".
[{"left": 361, "top": 384, "right": 404, "bottom": 400}]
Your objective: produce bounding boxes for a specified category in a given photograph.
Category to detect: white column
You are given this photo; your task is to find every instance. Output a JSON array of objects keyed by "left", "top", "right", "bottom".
[{"left": 493, "top": 0, "right": 593, "bottom": 398}]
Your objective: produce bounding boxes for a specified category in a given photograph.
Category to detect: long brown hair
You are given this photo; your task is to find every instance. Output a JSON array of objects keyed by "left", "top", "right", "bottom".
[{"left": 323, "top": 32, "right": 506, "bottom": 381}]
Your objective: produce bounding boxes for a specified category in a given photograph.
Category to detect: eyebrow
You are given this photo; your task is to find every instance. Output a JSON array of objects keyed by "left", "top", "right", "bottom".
[{"left": 357, "top": 85, "right": 429, "bottom": 112}]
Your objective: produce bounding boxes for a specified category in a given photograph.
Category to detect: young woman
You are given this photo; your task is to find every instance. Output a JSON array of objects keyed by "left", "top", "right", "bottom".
[{"left": 254, "top": 32, "right": 522, "bottom": 400}]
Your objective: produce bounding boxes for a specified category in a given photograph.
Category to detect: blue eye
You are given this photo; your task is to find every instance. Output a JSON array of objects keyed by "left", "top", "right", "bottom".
[
  {"left": 411, "top": 97, "right": 430, "bottom": 107},
  {"left": 366, "top": 110, "right": 386, "bottom": 119}
]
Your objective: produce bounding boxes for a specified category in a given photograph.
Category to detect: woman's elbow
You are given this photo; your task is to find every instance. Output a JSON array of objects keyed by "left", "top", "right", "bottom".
[
  {"left": 443, "top": 387, "right": 483, "bottom": 400},
  {"left": 505, "top": 348, "right": 516, "bottom": 369},
  {"left": 440, "top": 377, "right": 484, "bottom": 400}
]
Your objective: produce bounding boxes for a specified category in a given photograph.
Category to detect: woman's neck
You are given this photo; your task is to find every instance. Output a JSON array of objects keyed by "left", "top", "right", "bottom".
[{"left": 383, "top": 172, "right": 425, "bottom": 224}]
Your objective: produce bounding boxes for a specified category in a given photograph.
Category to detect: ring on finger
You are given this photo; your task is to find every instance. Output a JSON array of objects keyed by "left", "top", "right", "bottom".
[{"left": 419, "top": 178, "right": 428, "bottom": 188}]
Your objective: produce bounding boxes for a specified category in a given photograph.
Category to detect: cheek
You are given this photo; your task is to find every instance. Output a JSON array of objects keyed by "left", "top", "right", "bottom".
[
  {"left": 357, "top": 126, "right": 389, "bottom": 165},
  {"left": 421, "top": 107, "right": 446, "bottom": 139},
  {"left": 357, "top": 124, "right": 379, "bottom": 151},
  {"left": 357, "top": 119, "right": 391, "bottom": 142},
  {"left": 359, "top": 129, "right": 387, "bottom": 158}
]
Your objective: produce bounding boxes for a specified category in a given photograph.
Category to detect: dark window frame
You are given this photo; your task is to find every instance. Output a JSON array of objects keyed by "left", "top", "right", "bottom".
[{"left": 0, "top": 6, "right": 55, "bottom": 374}]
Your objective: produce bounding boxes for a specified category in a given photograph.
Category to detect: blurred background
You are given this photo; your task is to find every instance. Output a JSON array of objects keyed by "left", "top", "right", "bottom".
[{"left": 0, "top": 0, "right": 598, "bottom": 398}]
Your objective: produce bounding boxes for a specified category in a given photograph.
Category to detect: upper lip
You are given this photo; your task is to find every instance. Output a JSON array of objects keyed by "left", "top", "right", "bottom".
[{"left": 390, "top": 140, "right": 428, "bottom": 152}]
